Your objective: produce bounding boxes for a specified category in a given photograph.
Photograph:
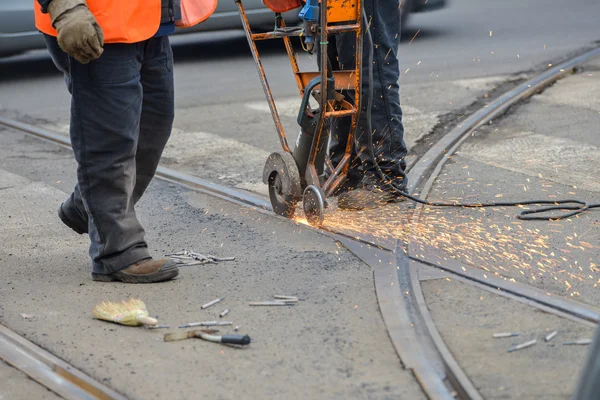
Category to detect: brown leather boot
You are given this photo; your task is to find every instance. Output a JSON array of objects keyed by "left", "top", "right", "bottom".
[{"left": 92, "top": 258, "right": 179, "bottom": 283}]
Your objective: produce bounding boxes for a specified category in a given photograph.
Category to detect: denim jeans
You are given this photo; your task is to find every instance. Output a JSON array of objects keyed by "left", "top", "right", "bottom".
[
  {"left": 327, "top": 0, "right": 408, "bottom": 189},
  {"left": 44, "top": 35, "right": 175, "bottom": 274}
]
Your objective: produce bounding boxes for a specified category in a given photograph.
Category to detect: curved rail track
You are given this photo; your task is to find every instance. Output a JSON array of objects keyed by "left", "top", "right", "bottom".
[{"left": 1, "top": 45, "right": 599, "bottom": 399}]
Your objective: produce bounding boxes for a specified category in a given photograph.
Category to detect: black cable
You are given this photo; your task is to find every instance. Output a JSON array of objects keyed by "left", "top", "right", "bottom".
[{"left": 360, "top": 7, "right": 599, "bottom": 221}]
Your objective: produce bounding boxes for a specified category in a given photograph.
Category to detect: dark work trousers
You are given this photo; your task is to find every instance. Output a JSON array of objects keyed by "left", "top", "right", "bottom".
[
  {"left": 326, "top": 0, "right": 408, "bottom": 189},
  {"left": 44, "top": 35, "right": 175, "bottom": 275}
]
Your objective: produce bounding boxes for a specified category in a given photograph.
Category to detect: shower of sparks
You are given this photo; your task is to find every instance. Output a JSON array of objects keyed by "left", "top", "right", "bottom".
[
  {"left": 292, "top": 193, "right": 598, "bottom": 296},
  {"left": 409, "top": 29, "right": 421, "bottom": 45}
]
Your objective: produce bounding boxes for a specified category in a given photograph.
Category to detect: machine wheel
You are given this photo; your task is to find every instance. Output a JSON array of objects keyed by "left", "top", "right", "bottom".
[
  {"left": 268, "top": 171, "right": 298, "bottom": 218},
  {"left": 303, "top": 185, "right": 325, "bottom": 227}
]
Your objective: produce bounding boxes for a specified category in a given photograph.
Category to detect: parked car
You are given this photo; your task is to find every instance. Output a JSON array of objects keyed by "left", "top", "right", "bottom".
[
  {"left": 404, "top": 0, "right": 447, "bottom": 28},
  {"left": 0, "top": 0, "right": 445, "bottom": 57}
]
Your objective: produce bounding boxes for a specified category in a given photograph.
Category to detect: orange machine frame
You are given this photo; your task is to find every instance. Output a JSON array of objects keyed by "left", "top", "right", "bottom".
[{"left": 234, "top": 0, "right": 362, "bottom": 199}]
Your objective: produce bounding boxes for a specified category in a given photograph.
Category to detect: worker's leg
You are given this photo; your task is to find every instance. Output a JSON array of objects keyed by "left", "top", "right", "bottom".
[
  {"left": 324, "top": 35, "right": 363, "bottom": 191},
  {"left": 57, "top": 37, "right": 175, "bottom": 234},
  {"left": 133, "top": 36, "right": 175, "bottom": 201},
  {"left": 45, "top": 35, "right": 152, "bottom": 275},
  {"left": 335, "top": 0, "right": 408, "bottom": 209}
]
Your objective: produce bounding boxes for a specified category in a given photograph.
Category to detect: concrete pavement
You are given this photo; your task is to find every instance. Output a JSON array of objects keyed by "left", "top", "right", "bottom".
[
  {"left": 414, "top": 56, "right": 600, "bottom": 399},
  {"left": 1, "top": 58, "right": 598, "bottom": 398},
  {"left": 0, "top": 5, "right": 598, "bottom": 397},
  {"left": 424, "top": 57, "right": 599, "bottom": 303},
  {"left": 0, "top": 125, "right": 425, "bottom": 400},
  {"left": 3, "top": 0, "right": 600, "bottom": 201}
]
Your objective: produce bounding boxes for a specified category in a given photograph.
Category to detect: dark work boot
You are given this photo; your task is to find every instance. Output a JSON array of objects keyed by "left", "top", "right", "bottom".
[
  {"left": 92, "top": 259, "right": 179, "bottom": 283},
  {"left": 58, "top": 200, "right": 88, "bottom": 234},
  {"left": 337, "top": 174, "right": 406, "bottom": 211}
]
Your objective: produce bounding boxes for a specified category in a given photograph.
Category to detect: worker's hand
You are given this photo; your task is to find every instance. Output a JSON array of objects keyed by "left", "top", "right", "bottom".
[{"left": 48, "top": 0, "right": 104, "bottom": 64}]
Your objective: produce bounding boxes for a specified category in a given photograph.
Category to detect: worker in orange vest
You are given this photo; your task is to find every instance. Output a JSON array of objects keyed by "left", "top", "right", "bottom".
[
  {"left": 34, "top": 0, "right": 216, "bottom": 283},
  {"left": 263, "top": 0, "right": 409, "bottom": 210}
]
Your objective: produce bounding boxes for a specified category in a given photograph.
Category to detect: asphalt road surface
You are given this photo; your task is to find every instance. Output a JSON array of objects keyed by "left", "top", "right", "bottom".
[
  {"left": 1, "top": 0, "right": 599, "bottom": 167},
  {"left": 1, "top": 1, "right": 600, "bottom": 399}
]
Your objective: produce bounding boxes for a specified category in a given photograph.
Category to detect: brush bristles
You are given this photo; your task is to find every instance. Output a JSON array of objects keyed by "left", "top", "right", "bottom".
[{"left": 92, "top": 298, "right": 156, "bottom": 326}]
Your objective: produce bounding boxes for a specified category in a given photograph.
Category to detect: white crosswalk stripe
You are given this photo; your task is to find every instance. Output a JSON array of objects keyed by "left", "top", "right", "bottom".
[
  {"left": 243, "top": 96, "right": 438, "bottom": 149},
  {"left": 458, "top": 132, "right": 600, "bottom": 192}
]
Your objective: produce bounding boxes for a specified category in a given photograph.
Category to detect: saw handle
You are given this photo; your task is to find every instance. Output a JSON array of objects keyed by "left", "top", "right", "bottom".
[{"left": 221, "top": 334, "right": 251, "bottom": 345}]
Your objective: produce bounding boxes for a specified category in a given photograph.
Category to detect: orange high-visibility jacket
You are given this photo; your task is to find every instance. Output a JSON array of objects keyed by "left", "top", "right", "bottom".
[
  {"left": 263, "top": 0, "right": 301, "bottom": 13},
  {"left": 34, "top": 0, "right": 218, "bottom": 44}
]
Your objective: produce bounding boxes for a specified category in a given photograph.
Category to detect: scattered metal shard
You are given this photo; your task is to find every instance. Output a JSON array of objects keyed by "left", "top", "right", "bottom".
[
  {"left": 178, "top": 321, "right": 233, "bottom": 328},
  {"left": 493, "top": 332, "right": 519, "bottom": 338},
  {"left": 166, "top": 250, "right": 236, "bottom": 265},
  {"left": 508, "top": 339, "right": 537, "bottom": 352},
  {"left": 545, "top": 331, "right": 558, "bottom": 342},
  {"left": 274, "top": 295, "right": 303, "bottom": 301},
  {"left": 249, "top": 301, "right": 296, "bottom": 306},
  {"left": 563, "top": 339, "right": 592, "bottom": 345},
  {"left": 202, "top": 298, "right": 224, "bottom": 309}
]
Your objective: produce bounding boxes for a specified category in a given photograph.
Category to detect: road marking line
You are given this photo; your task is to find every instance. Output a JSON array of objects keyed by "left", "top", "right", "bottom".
[{"left": 458, "top": 132, "right": 600, "bottom": 192}]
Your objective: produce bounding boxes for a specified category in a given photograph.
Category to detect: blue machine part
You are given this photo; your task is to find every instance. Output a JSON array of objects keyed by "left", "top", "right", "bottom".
[
  {"left": 298, "top": 0, "right": 319, "bottom": 22},
  {"left": 298, "top": 0, "right": 319, "bottom": 50}
]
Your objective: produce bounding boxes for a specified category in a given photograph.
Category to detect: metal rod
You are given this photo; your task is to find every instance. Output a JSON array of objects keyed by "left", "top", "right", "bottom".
[
  {"left": 508, "top": 339, "right": 537, "bottom": 352},
  {"left": 201, "top": 297, "right": 224, "bottom": 309},
  {"left": 564, "top": 339, "right": 593, "bottom": 345},
  {"left": 0, "top": 324, "right": 128, "bottom": 400},
  {"left": 235, "top": 0, "right": 291, "bottom": 153},
  {"left": 252, "top": 31, "right": 303, "bottom": 40},
  {"left": 327, "top": 23, "right": 361, "bottom": 34},
  {"left": 304, "top": 0, "right": 331, "bottom": 188},
  {"left": 279, "top": 16, "right": 305, "bottom": 95},
  {"left": 323, "top": 154, "right": 351, "bottom": 195},
  {"left": 340, "top": 0, "right": 363, "bottom": 195},
  {"left": 323, "top": 109, "right": 356, "bottom": 118},
  {"left": 493, "top": 332, "right": 520, "bottom": 338},
  {"left": 179, "top": 321, "right": 233, "bottom": 328},
  {"left": 249, "top": 301, "right": 296, "bottom": 306}
]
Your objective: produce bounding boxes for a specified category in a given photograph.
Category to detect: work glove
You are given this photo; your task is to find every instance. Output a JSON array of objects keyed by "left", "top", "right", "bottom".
[{"left": 48, "top": 0, "right": 104, "bottom": 64}]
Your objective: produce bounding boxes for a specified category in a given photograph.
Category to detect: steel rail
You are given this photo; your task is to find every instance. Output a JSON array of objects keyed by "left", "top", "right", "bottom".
[
  {"left": 404, "top": 45, "right": 600, "bottom": 324},
  {"left": 396, "top": 45, "right": 600, "bottom": 399},
  {"left": 1, "top": 45, "right": 598, "bottom": 400},
  {"left": 0, "top": 116, "right": 272, "bottom": 212},
  {"left": 0, "top": 117, "right": 468, "bottom": 399},
  {"left": 0, "top": 324, "right": 128, "bottom": 400},
  {"left": 406, "top": 45, "right": 600, "bottom": 195}
]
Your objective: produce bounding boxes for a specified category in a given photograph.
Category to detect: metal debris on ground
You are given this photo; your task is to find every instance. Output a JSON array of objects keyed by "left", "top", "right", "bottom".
[
  {"left": 545, "top": 331, "right": 558, "bottom": 342},
  {"left": 563, "top": 339, "right": 592, "bottom": 345},
  {"left": 273, "top": 295, "right": 304, "bottom": 301},
  {"left": 219, "top": 309, "right": 230, "bottom": 318},
  {"left": 493, "top": 332, "right": 519, "bottom": 338},
  {"left": 19, "top": 313, "right": 34, "bottom": 319},
  {"left": 249, "top": 301, "right": 296, "bottom": 306},
  {"left": 146, "top": 325, "right": 170, "bottom": 329},
  {"left": 201, "top": 297, "right": 224, "bottom": 309},
  {"left": 508, "top": 339, "right": 537, "bottom": 353},
  {"left": 166, "top": 250, "right": 235, "bottom": 266},
  {"left": 178, "top": 321, "right": 233, "bottom": 328},
  {"left": 249, "top": 295, "right": 305, "bottom": 306}
]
